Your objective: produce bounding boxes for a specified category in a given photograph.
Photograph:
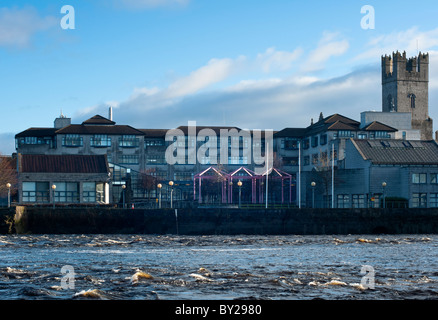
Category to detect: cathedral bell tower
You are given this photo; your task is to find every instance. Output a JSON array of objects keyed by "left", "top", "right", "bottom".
[{"left": 381, "top": 51, "right": 432, "bottom": 140}]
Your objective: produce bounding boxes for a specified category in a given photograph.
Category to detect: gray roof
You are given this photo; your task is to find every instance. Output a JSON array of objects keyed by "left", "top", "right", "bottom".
[{"left": 351, "top": 139, "right": 438, "bottom": 165}]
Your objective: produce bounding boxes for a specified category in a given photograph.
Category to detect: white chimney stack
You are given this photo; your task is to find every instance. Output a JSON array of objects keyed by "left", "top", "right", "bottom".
[{"left": 109, "top": 106, "right": 113, "bottom": 121}]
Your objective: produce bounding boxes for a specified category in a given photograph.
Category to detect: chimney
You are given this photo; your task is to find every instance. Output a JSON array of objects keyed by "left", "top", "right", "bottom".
[{"left": 109, "top": 107, "right": 113, "bottom": 121}]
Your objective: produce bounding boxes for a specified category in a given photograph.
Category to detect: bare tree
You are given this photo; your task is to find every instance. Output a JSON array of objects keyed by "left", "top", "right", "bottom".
[
  {"left": 0, "top": 155, "right": 17, "bottom": 199},
  {"left": 138, "top": 168, "right": 158, "bottom": 199}
]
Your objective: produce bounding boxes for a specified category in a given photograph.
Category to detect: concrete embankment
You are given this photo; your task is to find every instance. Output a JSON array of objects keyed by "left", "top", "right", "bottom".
[{"left": 3, "top": 206, "right": 438, "bottom": 235}]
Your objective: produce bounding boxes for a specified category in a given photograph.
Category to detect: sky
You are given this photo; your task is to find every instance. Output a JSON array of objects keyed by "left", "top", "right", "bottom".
[{"left": 1, "top": 0, "right": 438, "bottom": 154}]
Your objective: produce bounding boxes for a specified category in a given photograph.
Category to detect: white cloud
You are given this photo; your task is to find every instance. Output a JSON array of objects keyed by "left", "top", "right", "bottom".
[
  {"left": 256, "top": 47, "right": 303, "bottom": 73},
  {"left": 301, "top": 31, "right": 349, "bottom": 73},
  {"left": 353, "top": 27, "right": 438, "bottom": 62},
  {"left": 0, "top": 7, "right": 57, "bottom": 48}
]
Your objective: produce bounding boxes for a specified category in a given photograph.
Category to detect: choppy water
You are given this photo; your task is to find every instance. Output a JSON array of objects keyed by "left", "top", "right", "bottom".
[{"left": 0, "top": 234, "right": 437, "bottom": 300}]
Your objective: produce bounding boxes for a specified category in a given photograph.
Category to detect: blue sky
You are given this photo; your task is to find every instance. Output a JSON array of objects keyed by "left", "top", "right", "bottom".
[{"left": 1, "top": 0, "right": 438, "bottom": 154}]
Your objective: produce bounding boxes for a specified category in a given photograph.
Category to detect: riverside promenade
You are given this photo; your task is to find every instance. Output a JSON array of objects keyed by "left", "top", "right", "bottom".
[{"left": 1, "top": 206, "right": 438, "bottom": 235}]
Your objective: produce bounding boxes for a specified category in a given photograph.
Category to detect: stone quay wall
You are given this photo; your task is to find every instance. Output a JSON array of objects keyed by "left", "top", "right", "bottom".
[{"left": 2, "top": 206, "right": 438, "bottom": 235}]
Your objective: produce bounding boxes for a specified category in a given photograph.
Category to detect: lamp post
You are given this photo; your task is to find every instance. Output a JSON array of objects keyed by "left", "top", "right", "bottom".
[
  {"left": 157, "top": 183, "right": 162, "bottom": 209},
  {"left": 122, "top": 184, "right": 126, "bottom": 208},
  {"left": 237, "top": 180, "right": 242, "bottom": 208},
  {"left": 51, "top": 184, "right": 56, "bottom": 209},
  {"left": 382, "top": 182, "right": 387, "bottom": 208},
  {"left": 6, "top": 183, "right": 11, "bottom": 208},
  {"left": 311, "top": 181, "right": 316, "bottom": 208},
  {"left": 169, "top": 181, "right": 174, "bottom": 209}
]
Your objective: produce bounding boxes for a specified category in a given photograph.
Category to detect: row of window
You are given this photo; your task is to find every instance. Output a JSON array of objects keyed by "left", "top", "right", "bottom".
[
  {"left": 336, "top": 193, "right": 438, "bottom": 208},
  {"left": 62, "top": 134, "right": 140, "bottom": 148},
  {"left": 280, "top": 131, "right": 392, "bottom": 151},
  {"left": 22, "top": 182, "right": 105, "bottom": 203},
  {"left": 412, "top": 173, "right": 438, "bottom": 184}
]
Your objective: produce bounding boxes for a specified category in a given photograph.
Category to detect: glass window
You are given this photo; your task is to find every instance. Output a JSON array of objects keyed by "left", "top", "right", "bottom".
[
  {"left": 119, "top": 135, "right": 139, "bottom": 147},
  {"left": 337, "top": 194, "right": 350, "bottom": 208},
  {"left": 352, "top": 194, "right": 365, "bottom": 208},
  {"left": 53, "top": 182, "right": 79, "bottom": 203},
  {"left": 412, "top": 173, "right": 427, "bottom": 184},
  {"left": 120, "top": 154, "right": 139, "bottom": 164},
  {"left": 412, "top": 193, "right": 427, "bottom": 208},
  {"left": 91, "top": 135, "right": 111, "bottom": 147},
  {"left": 431, "top": 174, "right": 438, "bottom": 184},
  {"left": 83, "top": 182, "right": 96, "bottom": 203},
  {"left": 62, "top": 134, "right": 83, "bottom": 147},
  {"left": 430, "top": 193, "right": 438, "bottom": 208}
]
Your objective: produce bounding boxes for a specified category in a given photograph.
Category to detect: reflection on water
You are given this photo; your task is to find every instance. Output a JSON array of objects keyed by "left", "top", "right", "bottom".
[{"left": 0, "top": 234, "right": 437, "bottom": 300}]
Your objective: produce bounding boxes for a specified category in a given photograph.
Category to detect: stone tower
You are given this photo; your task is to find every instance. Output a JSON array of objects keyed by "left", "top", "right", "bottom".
[{"left": 381, "top": 51, "right": 432, "bottom": 140}]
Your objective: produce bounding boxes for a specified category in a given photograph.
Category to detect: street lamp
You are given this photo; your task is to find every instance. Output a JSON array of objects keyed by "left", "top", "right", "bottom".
[
  {"left": 237, "top": 180, "right": 243, "bottom": 208},
  {"left": 6, "top": 183, "right": 11, "bottom": 208},
  {"left": 51, "top": 184, "right": 56, "bottom": 209},
  {"left": 382, "top": 182, "right": 387, "bottom": 208},
  {"left": 157, "top": 183, "right": 162, "bottom": 209},
  {"left": 311, "top": 181, "right": 316, "bottom": 208},
  {"left": 169, "top": 181, "right": 174, "bottom": 209},
  {"left": 122, "top": 184, "right": 126, "bottom": 208}
]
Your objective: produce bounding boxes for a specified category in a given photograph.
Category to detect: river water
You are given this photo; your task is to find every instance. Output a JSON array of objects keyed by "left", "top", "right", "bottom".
[{"left": 0, "top": 234, "right": 437, "bottom": 300}]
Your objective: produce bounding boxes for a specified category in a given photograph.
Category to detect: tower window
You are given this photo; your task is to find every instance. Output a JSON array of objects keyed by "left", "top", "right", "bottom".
[
  {"left": 387, "top": 94, "right": 395, "bottom": 111},
  {"left": 408, "top": 93, "right": 416, "bottom": 109}
]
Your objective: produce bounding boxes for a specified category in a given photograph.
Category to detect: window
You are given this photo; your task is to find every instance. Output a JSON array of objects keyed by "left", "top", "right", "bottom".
[
  {"left": 337, "top": 194, "right": 350, "bottom": 208},
  {"left": 119, "top": 135, "right": 139, "bottom": 147},
  {"left": 83, "top": 182, "right": 96, "bottom": 203},
  {"left": 412, "top": 193, "right": 427, "bottom": 208},
  {"left": 431, "top": 173, "right": 438, "bottom": 184},
  {"left": 408, "top": 93, "right": 416, "bottom": 109},
  {"left": 430, "top": 193, "right": 438, "bottom": 208},
  {"left": 311, "top": 136, "right": 318, "bottom": 148},
  {"left": 62, "top": 134, "right": 83, "bottom": 147},
  {"left": 145, "top": 139, "right": 165, "bottom": 147},
  {"left": 302, "top": 139, "right": 309, "bottom": 150},
  {"left": 338, "top": 130, "right": 351, "bottom": 138},
  {"left": 312, "top": 153, "right": 319, "bottom": 165},
  {"left": 375, "top": 131, "right": 390, "bottom": 139},
  {"left": 282, "top": 138, "right": 299, "bottom": 150},
  {"left": 53, "top": 182, "right": 79, "bottom": 203},
  {"left": 120, "top": 154, "right": 139, "bottom": 164},
  {"left": 358, "top": 134, "right": 367, "bottom": 139},
  {"left": 146, "top": 155, "right": 166, "bottom": 164},
  {"left": 412, "top": 173, "right": 427, "bottom": 184},
  {"left": 320, "top": 134, "right": 327, "bottom": 145},
  {"left": 22, "top": 182, "right": 51, "bottom": 203},
  {"left": 91, "top": 135, "right": 111, "bottom": 147},
  {"left": 352, "top": 194, "right": 365, "bottom": 208},
  {"left": 175, "top": 172, "right": 193, "bottom": 181}
]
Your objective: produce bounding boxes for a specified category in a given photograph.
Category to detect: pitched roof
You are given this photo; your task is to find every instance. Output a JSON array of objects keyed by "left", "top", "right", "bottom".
[
  {"left": 274, "top": 128, "right": 307, "bottom": 138},
  {"left": 139, "top": 129, "right": 169, "bottom": 138},
  {"left": 323, "top": 114, "right": 360, "bottom": 125},
  {"left": 56, "top": 124, "right": 144, "bottom": 135},
  {"left": 362, "top": 121, "right": 397, "bottom": 132},
  {"left": 15, "top": 128, "right": 57, "bottom": 138},
  {"left": 327, "top": 120, "right": 359, "bottom": 131},
  {"left": 350, "top": 139, "right": 438, "bottom": 165},
  {"left": 19, "top": 154, "right": 109, "bottom": 174},
  {"left": 82, "top": 115, "right": 116, "bottom": 125}
]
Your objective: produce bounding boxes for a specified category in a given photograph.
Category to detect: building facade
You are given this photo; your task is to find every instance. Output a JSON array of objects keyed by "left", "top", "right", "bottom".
[{"left": 14, "top": 51, "right": 438, "bottom": 208}]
